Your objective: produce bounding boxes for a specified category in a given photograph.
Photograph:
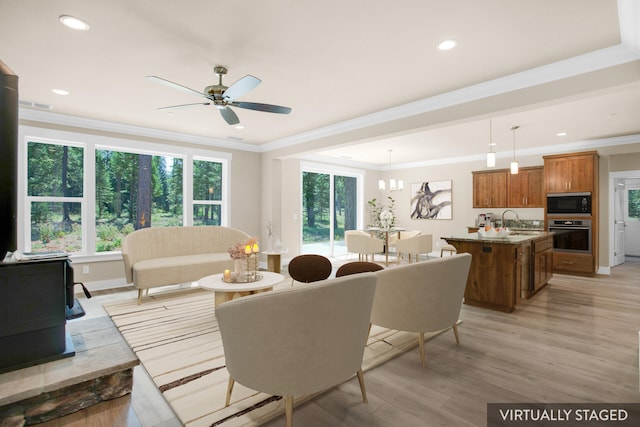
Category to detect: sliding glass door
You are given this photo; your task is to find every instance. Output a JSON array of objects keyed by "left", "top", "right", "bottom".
[{"left": 301, "top": 166, "right": 360, "bottom": 257}]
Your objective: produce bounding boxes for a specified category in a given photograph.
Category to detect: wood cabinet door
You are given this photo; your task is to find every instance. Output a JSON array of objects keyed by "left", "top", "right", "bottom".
[
  {"left": 545, "top": 154, "right": 595, "bottom": 193},
  {"left": 567, "top": 155, "right": 594, "bottom": 192},
  {"left": 525, "top": 167, "right": 545, "bottom": 207},
  {"left": 545, "top": 157, "right": 572, "bottom": 193},
  {"left": 507, "top": 167, "right": 544, "bottom": 207},
  {"left": 473, "top": 170, "right": 508, "bottom": 208},
  {"left": 507, "top": 171, "right": 527, "bottom": 207}
]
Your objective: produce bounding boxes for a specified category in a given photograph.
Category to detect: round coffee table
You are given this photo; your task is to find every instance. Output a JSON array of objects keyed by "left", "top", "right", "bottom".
[{"left": 196, "top": 271, "right": 285, "bottom": 306}]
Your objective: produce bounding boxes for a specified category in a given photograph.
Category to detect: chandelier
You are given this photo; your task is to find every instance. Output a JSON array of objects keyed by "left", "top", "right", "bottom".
[{"left": 378, "top": 149, "right": 403, "bottom": 191}]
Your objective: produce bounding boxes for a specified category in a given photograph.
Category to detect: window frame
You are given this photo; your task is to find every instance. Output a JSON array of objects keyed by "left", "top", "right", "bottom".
[{"left": 18, "top": 125, "right": 231, "bottom": 261}]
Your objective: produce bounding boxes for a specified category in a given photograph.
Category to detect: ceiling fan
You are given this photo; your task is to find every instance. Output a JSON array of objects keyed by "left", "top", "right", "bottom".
[{"left": 146, "top": 66, "right": 292, "bottom": 125}]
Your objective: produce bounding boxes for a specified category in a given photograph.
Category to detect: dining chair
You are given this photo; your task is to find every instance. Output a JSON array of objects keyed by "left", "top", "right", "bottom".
[
  {"left": 395, "top": 233, "right": 433, "bottom": 264},
  {"left": 217, "top": 273, "right": 377, "bottom": 427},
  {"left": 287, "top": 254, "right": 332, "bottom": 286},
  {"left": 345, "top": 230, "right": 384, "bottom": 262},
  {"left": 335, "top": 261, "right": 383, "bottom": 277}
]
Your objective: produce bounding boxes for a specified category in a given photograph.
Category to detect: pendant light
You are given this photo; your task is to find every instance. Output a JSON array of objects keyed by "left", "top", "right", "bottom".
[
  {"left": 486, "top": 119, "right": 496, "bottom": 168},
  {"left": 378, "top": 149, "right": 403, "bottom": 191},
  {"left": 510, "top": 125, "right": 520, "bottom": 174}
]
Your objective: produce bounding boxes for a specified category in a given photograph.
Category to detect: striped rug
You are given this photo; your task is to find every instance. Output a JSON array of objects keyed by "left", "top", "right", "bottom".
[{"left": 103, "top": 287, "right": 452, "bottom": 426}]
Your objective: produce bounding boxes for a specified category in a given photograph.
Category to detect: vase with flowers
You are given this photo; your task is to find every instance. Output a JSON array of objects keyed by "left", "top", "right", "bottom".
[{"left": 367, "top": 196, "right": 397, "bottom": 233}]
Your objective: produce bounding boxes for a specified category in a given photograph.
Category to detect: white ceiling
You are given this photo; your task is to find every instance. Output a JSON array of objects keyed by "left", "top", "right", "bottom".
[{"left": 2, "top": 0, "right": 639, "bottom": 168}]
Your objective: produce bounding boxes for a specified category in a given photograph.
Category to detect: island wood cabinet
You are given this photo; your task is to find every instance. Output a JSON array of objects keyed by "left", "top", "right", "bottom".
[
  {"left": 472, "top": 170, "right": 507, "bottom": 208},
  {"left": 544, "top": 152, "right": 596, "bottom": 193},
  {"left": 472, "top": 166, "right": 544, "bottom": 209},
  {"left": 443, "top": 234, "right": 554, "bottom": 312},
  {"left": 507, "top": 166, "right": 544, "bottom": 208},
  {"left": 442, "top": 239, "right": 528, "bottom": 312},
  {"left": 531, "top": 235, "right": 553, "bottom": 295}
]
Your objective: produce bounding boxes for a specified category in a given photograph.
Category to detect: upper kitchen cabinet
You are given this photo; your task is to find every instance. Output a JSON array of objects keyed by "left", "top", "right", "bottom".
[
  {"left": 507, "top": 166, "right": 544, "bottom": 208},
  {"left": 473, "top": 170, "right": 507, "bottom": 208},
  {"left": 543, "top": 151, "right": 598, "bottom": 193}
]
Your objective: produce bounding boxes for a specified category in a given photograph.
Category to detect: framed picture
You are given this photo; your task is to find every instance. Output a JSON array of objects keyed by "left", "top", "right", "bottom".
[{"left": 410, "top": 180, "right": 452, "bottom": 219}]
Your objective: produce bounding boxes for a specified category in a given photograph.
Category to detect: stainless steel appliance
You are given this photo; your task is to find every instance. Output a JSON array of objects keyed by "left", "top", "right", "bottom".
[
  {"left": 547, "top": 219, "right": 592, "bottom": 254},
  {"left": 546, "top": 192, "right": 591, "bottom": 216}
]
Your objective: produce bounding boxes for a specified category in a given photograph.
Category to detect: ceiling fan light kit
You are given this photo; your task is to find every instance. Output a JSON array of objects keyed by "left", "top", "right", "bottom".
[{"left": 147, "top": 66, "right": 291, "bottom": 126}]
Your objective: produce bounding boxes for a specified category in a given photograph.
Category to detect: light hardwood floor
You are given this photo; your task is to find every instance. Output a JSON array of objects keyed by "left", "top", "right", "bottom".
[{"left": 39, "top": 258, "right": 640, "bottom": 426}]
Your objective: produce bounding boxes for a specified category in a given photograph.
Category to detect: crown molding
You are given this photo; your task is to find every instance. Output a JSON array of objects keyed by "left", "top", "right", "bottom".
[{"left": 19, "top": 107, "right": 263, "bottom": 153}]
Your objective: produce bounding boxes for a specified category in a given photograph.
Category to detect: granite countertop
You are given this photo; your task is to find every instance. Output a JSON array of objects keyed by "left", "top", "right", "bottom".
[{"left": 444, "top": 231, "right": 553, "bottom": 245}]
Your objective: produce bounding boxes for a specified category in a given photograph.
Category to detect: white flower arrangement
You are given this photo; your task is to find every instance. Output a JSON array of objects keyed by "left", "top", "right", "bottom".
[{"left": 379, "top": 209, "right": 395, "bottom": 230}]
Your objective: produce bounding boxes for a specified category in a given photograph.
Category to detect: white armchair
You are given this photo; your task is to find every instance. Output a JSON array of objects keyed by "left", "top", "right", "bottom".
[
  {"left": 395, "top": 233, "right": 433, "bottom": 264},
  {"left": 345, "top": 230, "right": 384, "bottom": 262},
  {"left": 216, "top": 273, "right": 377, "bottom": 427},
  {"left": 371, "top": 253, "right": 472, "bottom": 367},
  {"left": 388, "top": 229, "right": 421, "bottom": 251}
]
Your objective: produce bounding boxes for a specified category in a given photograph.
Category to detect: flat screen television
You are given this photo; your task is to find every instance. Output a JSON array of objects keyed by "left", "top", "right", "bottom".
[{"left": 0, "top": 60, "right": 18, "bottom": 261}]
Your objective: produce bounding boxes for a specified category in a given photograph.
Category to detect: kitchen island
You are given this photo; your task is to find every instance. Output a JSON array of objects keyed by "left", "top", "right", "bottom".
[{"left": 443, "top": 231, "right": 553, "bottom": 312}]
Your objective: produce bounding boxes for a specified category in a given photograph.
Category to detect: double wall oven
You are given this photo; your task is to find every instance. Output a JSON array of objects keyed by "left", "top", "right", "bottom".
[{"left": 546, "top": 192, "right": 593, "bottom": 255}]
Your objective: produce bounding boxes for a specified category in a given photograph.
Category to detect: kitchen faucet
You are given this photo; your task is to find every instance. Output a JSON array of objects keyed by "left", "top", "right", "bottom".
[{"left": 501, "top": 209, "right": 520, "bottom": 229}]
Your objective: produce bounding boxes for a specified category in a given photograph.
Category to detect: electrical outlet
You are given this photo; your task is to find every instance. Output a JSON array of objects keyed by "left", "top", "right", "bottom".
[{"left": 83, "top": 266, "right": 90, "bottom": 274}]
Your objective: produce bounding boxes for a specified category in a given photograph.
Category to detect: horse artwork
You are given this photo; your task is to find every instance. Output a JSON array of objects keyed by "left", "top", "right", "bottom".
[{"left": 410, "top": 180, "right": 452, "bottom": 220}]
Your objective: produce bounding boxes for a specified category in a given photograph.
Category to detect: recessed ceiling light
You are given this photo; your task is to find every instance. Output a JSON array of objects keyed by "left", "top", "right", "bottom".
[
  {"left": 59, "top": 15, "right": 90, "bottom": 31},
  {"left": 235, "top": 125, "right": 244, "bottom": 130},
  {"left": 52, "top": 89, "right": 69, "bottom": 96},
  {"left": 556, "top": 132, "right": 567, "bottom": 136},
  {"left": 438, "top": 40, "right": 457, "bottom": 50}
]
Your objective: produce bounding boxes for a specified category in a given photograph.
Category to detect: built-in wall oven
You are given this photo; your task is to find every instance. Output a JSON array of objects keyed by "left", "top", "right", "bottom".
[{"left": 547, "top": 219, "right": 592, "bottom": 254}]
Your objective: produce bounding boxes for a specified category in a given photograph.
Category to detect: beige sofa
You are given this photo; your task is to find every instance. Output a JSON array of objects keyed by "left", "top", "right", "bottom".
[{"left": 121, "top": 226, "right": 250, "bottom": 303}]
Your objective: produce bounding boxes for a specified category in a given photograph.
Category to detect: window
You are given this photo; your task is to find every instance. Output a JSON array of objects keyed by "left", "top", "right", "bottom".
[
  {"left": 627, "top": 189, "right": 640, "bottom": 221},
  {"left": 27, "top": 141, "right": 84, "bottom": 253},
  {"left": 95, "top": 149, "right": 184, "bottom": 252},
  {"left": 192, "top": 159, "right": 223, "bottom": 226},
  {"left": 300, "top": 163, "right": 363, "bottom": 257},
  {"left": 21, "top": 127, "right": 230, "bottom": 257}
]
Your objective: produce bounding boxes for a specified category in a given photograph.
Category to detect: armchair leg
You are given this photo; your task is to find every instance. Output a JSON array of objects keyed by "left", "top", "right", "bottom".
[
  {"left": 285, "top": 396, "right": 294, "bottom": 427},
  {"left": 137, "top": 289, "right": 143, "bottom": 305},
  {"left": 356, "top": 368, "right": 368, "bottom": 403},
  {"left": 418, "top": 332, "right": 426, "bottom": 368},
  {"left": 225, "top": 377, "right": 235, "bottom": 407},
  {"left": 452, "top": 323, "right": 461, "bottom": 345}
]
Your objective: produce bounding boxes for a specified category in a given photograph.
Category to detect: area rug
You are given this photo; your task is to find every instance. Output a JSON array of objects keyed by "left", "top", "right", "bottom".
[{"left": 103, "top": 287, "right": 453, "bottom": 426}]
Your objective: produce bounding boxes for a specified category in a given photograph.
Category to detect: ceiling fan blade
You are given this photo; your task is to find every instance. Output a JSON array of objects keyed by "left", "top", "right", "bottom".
[
  {"left": 146, "top": 76, "right": 206, "bottom": 99},
  {"left": 157, "top": 102, "right": 210, "bottom": 110},
  {"left": 220, "top": 107, "right": 240, "bottom": 125},
  {"left": 222, "top": 75, "right": 261, "bottom": 101},
  {"left": 231, "top": 101, "right": 292, "bottom": 114}
]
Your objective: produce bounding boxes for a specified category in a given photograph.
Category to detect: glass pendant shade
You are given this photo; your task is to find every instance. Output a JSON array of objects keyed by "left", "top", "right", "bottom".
[
  {"left": 510, "top": 125, "right": 520, "bottom": 175},
  {"left": 486, "top": 151, "right": 496, "bottom": 167},
  {"left": 511, "top": 160, "right": 519, "bottom": 174},
  {"left": 378, "top": 179, "right": 386, "bottom": 190}
]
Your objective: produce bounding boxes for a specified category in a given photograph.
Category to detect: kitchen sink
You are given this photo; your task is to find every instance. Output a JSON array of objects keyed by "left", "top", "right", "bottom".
[{"left": 509, "top": 231, "right": 541, "bottom": 236}]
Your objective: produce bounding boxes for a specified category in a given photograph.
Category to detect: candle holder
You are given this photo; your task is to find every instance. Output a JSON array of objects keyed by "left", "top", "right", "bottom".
[{"left": 224, "top": 240, "right": 262, "bottom": 283}]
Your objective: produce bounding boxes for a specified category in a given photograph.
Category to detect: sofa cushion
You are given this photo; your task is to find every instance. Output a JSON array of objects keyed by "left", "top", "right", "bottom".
[{"left": 133, "top": 253, "right": 234, "bottom": 289}]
